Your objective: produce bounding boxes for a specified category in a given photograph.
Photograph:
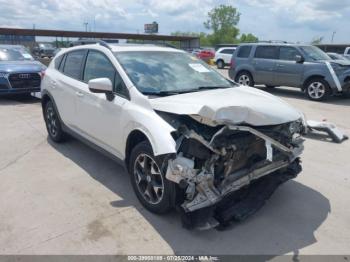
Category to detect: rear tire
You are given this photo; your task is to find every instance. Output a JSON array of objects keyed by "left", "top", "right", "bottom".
[
  {"left": 305, "top": 78, "right": 330, "bottom": 101},
  {"left": 44, "top": 100, "right": 66, "bottom": 142},
  {"left": 236, "top": 71, "right": 254, "bottom": 87},
  {"left": 216, "top": 60, "right": 225, "bottom": 69},
  {"left": 128, "top": 141, "right": 176, "bottom": 214}
]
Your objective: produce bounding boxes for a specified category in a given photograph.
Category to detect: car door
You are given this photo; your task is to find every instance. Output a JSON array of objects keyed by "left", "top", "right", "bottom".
[
  {"left": 275, "top": 46, "right": 304, "bottom": 87},
  {"left": 252, "top": 46, "right": 278, "bottom": 85},
  {"left": 221, "top": 48, "right": 236, "bottom": 64},
  {"left": 52, "top": 50, "right": 87, "bottom": 128},
  {"left": 75, "top": 50, "right": 129, "bottom": 158}
]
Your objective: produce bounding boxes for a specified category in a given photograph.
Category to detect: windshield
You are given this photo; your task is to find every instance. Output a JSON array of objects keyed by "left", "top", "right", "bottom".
[
  {"left": 114, "top": 51, "right": 234, "bottom": 95},
  {"left": 0, "top": 48, "right": 34, "bottom": 61},
  {"left": 300, "top": 46, "right": 330, "bottom": 61}
]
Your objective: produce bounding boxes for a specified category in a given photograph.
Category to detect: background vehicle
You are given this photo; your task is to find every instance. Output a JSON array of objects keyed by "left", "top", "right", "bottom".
[
  {"left": 32, "top": 42, "right": 56, "bottom": 58},
  {"left": 196, "top": 48, "right": 215, "bottom": 63},
  {"left": 0, "top": 45, "right": 45, "bottom": 95},
  {"left": 229, "top": 43, "right": 350, "bottom": 101},
  {"left": 214, "top": 47, "right": 236, "bottom": 69},
  {"left": 41, "top": 43, "right": 305, "bottom": 229},
  {"left": 327, "top": 52, "right": 350, "bottom": 61}
]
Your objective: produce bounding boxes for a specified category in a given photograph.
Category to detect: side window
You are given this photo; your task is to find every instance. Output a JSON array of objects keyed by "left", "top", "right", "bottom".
[
  {"left": 63, "top": 50, "right": 86, "bottom": 80},
  {"left": 221, "top": 49, "right": 235, "bottom": 54},
  {"left": 54, "top": 54, "right": 64, "bottom": 70},
  {"left": 279, "top": 47, "right": 300, "bottom": 61},
  {"left": 83, "top": 51, "right": 128, "bottom": 98},
  {"left": 255, "top": 46, "right": 278, "bottom": 59},
  {"left": 237, "top": 46, "right": 252, "bottom": 58},
  {"left": 58, "top": 54, "right": 66, "bottom": 72}
]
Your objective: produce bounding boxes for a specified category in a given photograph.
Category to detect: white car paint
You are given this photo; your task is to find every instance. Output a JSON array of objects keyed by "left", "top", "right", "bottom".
[
  {"left": 344, "top": 47, "right": 350, "bottom": 57},
  {"left": 214, "top": 47, "right": 236, "bottom": 67},
  {"left": 150, "top": 86, "right": 301, "bottom": 126},
  {"left": 42, "top": 44, "right": 303, "bottom": 160}
]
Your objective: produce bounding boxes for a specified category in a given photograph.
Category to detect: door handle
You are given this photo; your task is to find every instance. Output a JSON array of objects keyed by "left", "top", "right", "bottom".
[
  {"left": 277, "top": 64, "right": 284, "bottom": 67},
  {"left": 75, "top": 91, "right": 84, "bottom": 97}
]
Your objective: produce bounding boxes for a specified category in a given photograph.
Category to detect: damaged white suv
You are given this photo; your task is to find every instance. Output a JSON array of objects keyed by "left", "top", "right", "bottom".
[{"left": 41, "top": 43, "right": 306, "bottom": 229}]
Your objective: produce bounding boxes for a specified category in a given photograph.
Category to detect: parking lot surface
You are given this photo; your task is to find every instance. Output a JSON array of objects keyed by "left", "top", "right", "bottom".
[{"left": 0, "top": 69, "right": 350, "bottom": 256}]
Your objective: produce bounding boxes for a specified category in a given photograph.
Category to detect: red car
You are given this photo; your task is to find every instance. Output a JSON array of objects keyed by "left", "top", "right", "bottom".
[{"left": 196, "top": 49, "right": 215, "bottom": 63}]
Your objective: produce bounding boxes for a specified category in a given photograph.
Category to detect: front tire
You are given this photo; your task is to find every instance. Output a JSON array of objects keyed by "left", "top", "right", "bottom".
[
  {"left": 236, "top": 71, "right": 254, "bottom": 87},
  {"left": 44, "top": 101, "right": 66, "bottom": 142},
  {"left": 129, "top": 141, "right": 176, "bottom": 214},
  {"left": 305, "top": 78, "right": 330, "bottom": 101}
]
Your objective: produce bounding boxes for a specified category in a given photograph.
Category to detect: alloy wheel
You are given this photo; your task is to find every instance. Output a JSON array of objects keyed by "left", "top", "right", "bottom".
[
  {"left": 133, "top": 153, "right": 164, "bottom": 205},
  {"left": 308, "top": 82, "right": 326, "bottom": 100},
  {"left": 46, "top": 105, "right": 58, "bottom": 137},
  {"left": 238, "top": 74, "right": 250, "bottom": 86}
]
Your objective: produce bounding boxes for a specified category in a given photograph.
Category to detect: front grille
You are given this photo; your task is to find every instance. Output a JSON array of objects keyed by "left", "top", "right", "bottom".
[{"left": 8, "top": 73, "right": 41, "bottom": 89}]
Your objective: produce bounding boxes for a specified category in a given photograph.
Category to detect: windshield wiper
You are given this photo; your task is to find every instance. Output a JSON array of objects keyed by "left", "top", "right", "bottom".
[
  {"left": 142, "top": 90, "right": 182, "bottom": 96},
  {"left": 142, "top": 85, "right": 232, "bottom": 96}
]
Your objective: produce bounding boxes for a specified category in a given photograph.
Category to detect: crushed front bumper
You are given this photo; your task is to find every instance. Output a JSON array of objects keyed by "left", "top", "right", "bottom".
[
  {"left": 166, "top": 123, "right": 305, "bottom": 230},
  {"left": 179, "top": 159, "right": 302, "bottom": 230}
]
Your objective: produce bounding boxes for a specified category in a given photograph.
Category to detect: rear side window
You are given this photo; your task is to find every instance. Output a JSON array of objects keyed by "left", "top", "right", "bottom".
[
  {"left": 279, "top": 47, "right": 300, "bottom": 61},
  {"left": 63, "top": 50, "right": 86, "bottom": 80},
  {"left": 220, "top": 49, "right": 235, "bottom": 54},
  {"left": 237, "top": 46, "right": 252, "bottom": 58},
  {"left": 255, "top": 46, "right": 278, "bottom": 59}
]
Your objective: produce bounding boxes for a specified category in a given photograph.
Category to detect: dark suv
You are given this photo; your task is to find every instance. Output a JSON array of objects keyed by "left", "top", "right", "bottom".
[{"left": 229, "top": 43, "right": 350, "bottom": 101}]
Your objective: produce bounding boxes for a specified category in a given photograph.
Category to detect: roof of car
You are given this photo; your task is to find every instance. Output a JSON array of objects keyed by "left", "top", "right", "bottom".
[
  {"left": 65, "top": 43, "right": 184, "bottom": 53},
  {"left": 238, "top": 42, "right": 310, "bottom": 47},
  {"left": 109, "top": 44, "right": 183, "bottom": 53}
]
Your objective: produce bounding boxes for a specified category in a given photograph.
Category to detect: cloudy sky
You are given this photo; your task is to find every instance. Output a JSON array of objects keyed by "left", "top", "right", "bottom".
[{"left": 0, "top": 0, "right": 348, "bottom": 44}]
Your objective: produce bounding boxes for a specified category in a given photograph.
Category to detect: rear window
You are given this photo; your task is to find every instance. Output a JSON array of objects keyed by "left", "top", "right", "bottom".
[
  {"left": 63, "top": 50, "right": 86, "bottom": 80},
  {"left": 255, "top": 46, "right": 278, "bottom": 59},
  {"left": 237, "top": 46, "right": 252, "bottom": 58}
]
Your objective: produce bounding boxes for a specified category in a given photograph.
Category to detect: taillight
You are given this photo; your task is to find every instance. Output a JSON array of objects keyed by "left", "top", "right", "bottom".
[{"left": 230, "top": 58, "right": 235, "bottom": 68}]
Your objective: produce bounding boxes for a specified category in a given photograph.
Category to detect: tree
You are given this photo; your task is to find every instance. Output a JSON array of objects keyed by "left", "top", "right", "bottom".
[
  {"left": 204, "top": 5, "right": 241, "bottom": 45},
  {"left": 311, "top": 36, "right": 324, "bottom": 45},
  {"left": 240, "top": 33, "right": 259, "bottom": 43}
]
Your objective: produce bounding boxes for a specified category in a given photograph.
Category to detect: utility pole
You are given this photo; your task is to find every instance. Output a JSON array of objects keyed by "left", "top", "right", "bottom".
[
  {"left": 331, "top": 31, "right": 336, "bottom": 43},
  {"left": 83, "top": 22, "right": 88, "bottom": 32}
]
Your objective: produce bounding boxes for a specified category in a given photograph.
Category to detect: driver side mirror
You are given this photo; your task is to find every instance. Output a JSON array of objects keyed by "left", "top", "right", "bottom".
[
  {"left": 88, "top": 78, "right": 115, "bottom": 101},
  {"left": 295, "top": 55, "right": 304, "bottom": 63}
]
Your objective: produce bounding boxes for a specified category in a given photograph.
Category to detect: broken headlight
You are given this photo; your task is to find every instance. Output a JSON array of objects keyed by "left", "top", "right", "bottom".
[{"left": 289, "top": 119, "right": 305, "bottom": 135}]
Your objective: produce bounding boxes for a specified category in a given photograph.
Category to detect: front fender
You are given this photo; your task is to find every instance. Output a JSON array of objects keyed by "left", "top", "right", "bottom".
[{"left": 122, "top": 105, "right": 177, "bottom": 158}]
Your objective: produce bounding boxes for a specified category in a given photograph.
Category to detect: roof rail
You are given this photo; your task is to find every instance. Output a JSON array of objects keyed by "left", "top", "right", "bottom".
[{"left": 96, "top": 40, "right": 112, "bottom": 50}]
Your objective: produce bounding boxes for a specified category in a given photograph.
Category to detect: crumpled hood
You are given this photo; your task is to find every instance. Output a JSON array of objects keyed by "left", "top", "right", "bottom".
[
  {"left": 150, "top": 86, "right": 302, "bottom": 126},
  {"left": 0, "top": 61, "right": 44, "bottom": 73},
  {"left": 330, "top": 59, "right": 350, "bottom": 66}
]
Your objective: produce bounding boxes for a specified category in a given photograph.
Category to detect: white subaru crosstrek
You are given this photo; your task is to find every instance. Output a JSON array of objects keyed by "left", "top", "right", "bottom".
[{"left": 41, "top": 43, "right": 306, "bottom": 229}]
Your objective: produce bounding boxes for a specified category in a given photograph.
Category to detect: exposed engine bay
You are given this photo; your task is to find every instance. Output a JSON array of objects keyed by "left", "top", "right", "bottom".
[{"left": 157, "top": 111, "right": 305, "bottom": 229}]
